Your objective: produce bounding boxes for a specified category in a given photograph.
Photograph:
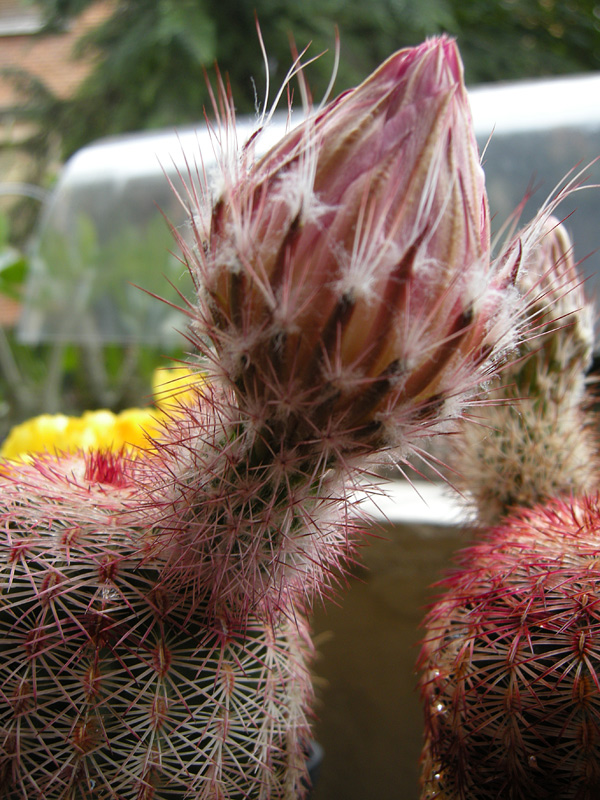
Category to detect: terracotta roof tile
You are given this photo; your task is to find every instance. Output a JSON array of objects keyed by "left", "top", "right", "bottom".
[{"left": 0, "top": 1, "right": 113, "bottom": 108}]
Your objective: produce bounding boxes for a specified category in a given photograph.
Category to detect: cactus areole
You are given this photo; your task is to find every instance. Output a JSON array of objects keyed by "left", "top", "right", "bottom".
[
  {"left": 419, "top": 496, "right": 600, "bottom": 800},
  {"left": 0, "top": 36, "right": 521, "bottom": 799}
]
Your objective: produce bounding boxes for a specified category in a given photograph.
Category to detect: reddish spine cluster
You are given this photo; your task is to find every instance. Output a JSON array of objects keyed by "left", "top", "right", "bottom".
[
  {"left": 420, "top": 496, "right": 600, "bottom": 800},
  {"left": 418, "top": 218, "right": 600, "bottom": 799}
]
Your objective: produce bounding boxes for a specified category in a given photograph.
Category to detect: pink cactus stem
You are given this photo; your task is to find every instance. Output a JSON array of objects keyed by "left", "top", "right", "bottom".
[
  {"left": 0, "top": 451, "right": 313, "bottom": 799},
  {"left": 419, "top": 494, "right": 600, "bottom": 800}
]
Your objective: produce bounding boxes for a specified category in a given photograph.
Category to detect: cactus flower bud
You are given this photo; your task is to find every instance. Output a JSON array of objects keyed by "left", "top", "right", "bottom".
[
  {"left": 141, "top": 36, "right": 528, "bottom": 618},
  {"left": 452, "top": 216, "right": 598, "bottom": 526},
  {"left": 186, "top": 36, "right": 514, "bottom": 461},
  {"left": 517, "top": 216, "right": 594, "bottom": 388}
]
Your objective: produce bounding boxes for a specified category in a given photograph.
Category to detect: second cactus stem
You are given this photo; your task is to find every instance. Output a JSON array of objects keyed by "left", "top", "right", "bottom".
[
  {"left": 418, "top": 218, "right": 600, "bottom": 800},
  {"left": 453, "top": 216, "right": 598, "bottom": 527}
]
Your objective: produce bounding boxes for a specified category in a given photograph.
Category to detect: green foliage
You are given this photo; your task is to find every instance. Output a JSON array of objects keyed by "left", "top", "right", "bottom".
[
  {"left": 0, "top": 214, "right": 27, "bottom": 299},
  {"left": 28, "top": 210, "right": 190, "bottom": 344},
  {"left": 0, "top": 214, "right": 185, "bottom": 439},
  {"left": 451, "top": 0, "right": 600, "bottom": 83},
  {"left": 28, "top": 0, "right": 600, "bottom": 158},
  {"left": 0, "top": 68, "right": 62, "bottom": 243}
]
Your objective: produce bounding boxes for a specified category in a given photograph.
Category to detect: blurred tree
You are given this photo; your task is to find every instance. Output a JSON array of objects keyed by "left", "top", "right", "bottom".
[
  {"left": 0, "top": 67, "right": 61, "bottom": 242},
  {"left": 36, "top": 0, "right": 450, "bottom": 156},
  {"left": 450, "top": 0, "right": 600, "bottom": 83},
  {"left": 20, "top": 0, "right": 600, "bottom": 156}
]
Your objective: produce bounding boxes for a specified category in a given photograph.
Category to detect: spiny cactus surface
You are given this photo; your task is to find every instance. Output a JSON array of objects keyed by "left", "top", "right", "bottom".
[
  {"left": 0, "top": 452, "right": 313, "bottom": 799},
  {"left": 178, "top": 36, "right": 520, "bottom": 466},
  {"left": 137, "top": 34, "right": 524, "bottom": 620},
  {"left": 454, "top": 216, "right": 598, "bottom": 526},
  {"left": 133, "top": 383, "right": 361, "bottom": 621},
  {"left": 419, "top": 495, "right": 600, "bottom": 800},
  {"left": 418, "top": 212, "right": 600, "bottom": 800}
]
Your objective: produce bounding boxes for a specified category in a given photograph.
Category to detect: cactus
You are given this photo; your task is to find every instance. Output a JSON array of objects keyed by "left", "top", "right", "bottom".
[
  {"left": 140, "top": 35, "right": 523, "bottom": 621},
  {"left": 419, "top": 495, "right": 600, "bottom": 800},
  {"left": 0, "top": 451, "right": 313, "bottom": 799},
  {"left": 453, "top": 216, "right": 597, "bottom": 527},
  {"left": 0, "top": 36, "right": 524, "bottom": 798},
  {"left": 418, "top": 219, "right": 600, "bottom": 799}
]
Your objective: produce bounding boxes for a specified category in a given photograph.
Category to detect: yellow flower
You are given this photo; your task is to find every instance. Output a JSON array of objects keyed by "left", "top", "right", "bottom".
[
  {"left": 0, "top": 409, "right": 157, "bottom": 460},
  {"left": 152, "top": 367, "right": 203, "bottom": 411},
  {"left": 0, "top": 366, "right": 201, "bottom": 461},
  {"left": 112, "top": 408, "right": 163, "bottom": 450},
  {"left": 1, "top": 414, "right": 75, "bottom": 460}
]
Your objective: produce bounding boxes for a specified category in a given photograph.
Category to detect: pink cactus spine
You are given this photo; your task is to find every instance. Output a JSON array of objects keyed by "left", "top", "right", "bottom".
[
  {"left": 419, "top": 496, "right": 600, "bottom": 800},
  {"left": 0, "top": 451, "right": 313, "bottom": 799},
  {"left": 0, "top": 36, "right": 528, "bottom": 799},
  {"left": 418, "top": 216, "right": 600, "bottom": 799}
]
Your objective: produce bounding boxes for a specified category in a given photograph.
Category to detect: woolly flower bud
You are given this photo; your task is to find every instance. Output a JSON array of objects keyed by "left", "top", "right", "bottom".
[
  {"left": 453, "top": 216, "right": 598, "bottom": 526},
  {"left": 186, "top": 36, "right": 516, "bottom": 461},
  {"left": 516, "top": 216, "right": 594, "bottom": 391}
]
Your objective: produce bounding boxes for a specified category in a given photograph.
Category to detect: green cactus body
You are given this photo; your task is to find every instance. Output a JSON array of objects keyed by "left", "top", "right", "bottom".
[
  {"left": 0, "top": 452, "right": 313, "bottom": 799},
  {"left": 419, "top": 494, "right": 600, "bottom": 800}
]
